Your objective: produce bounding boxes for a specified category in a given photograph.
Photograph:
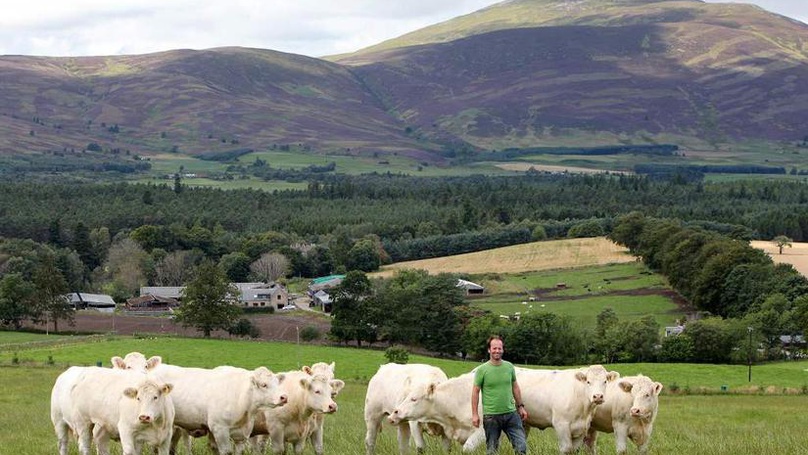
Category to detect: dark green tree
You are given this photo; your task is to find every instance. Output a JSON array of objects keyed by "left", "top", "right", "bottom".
[
  {"left": 345, "top": 239, "right": 381, "bottom": 272},
  {"left": 0, "top": 273, "right": 36, "bottom": 329},
  {"left": 32, "top": 255, "right": 73, "bottom": 333},
  {"left": 174, "top": 261, "right": 241, "bottom": 337},
  {"left": 329, "top": 271, "right": 376, "bottom": 346},
  {"left": 219, "top": 252, "right": 252, "bottom": 282}
]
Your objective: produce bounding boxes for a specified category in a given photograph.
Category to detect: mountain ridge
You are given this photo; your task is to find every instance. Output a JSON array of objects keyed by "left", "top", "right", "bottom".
[{"left": 1, "top": 0, "right": 807, "bottom": 165}]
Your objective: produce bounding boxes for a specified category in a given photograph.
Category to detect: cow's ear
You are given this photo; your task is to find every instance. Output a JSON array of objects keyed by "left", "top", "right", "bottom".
[
  {"left": 302, "top": 366, "right": 313, "bottom": 375},
  {"left": 111, "top": 356, "right": 125, "bottom": 369},
  {"left": 161, "top": 383, "right": 173, "bottom": 395},
  {"left": 254, "top": 366, "right": 271, "bottom": 375},
  {"left": 330, "top": 379, "right": 345, "bottom": 395},
  {"left": 276, "top": 373, "right": 286, "bottom": 383},
  {"left": 575, "top": 372, "right": 587, "bottom": 382},
  {"left": 618, "top": 381, "right": 633, "bottom": 393},
  {"left": 427, "top": 383, "right": 437, "bottom": 396},
  {"left": 328, "top": 362, "right": 336, "bottom": 373},
  {"left": 607, "top": 371, "right": 620, "bottom": 381},
  {"left": 123, "top": 387, "right": 138, "bottom": 399},
  {"left": 300, "top": 377, "right": 313, "bottom": 390},
  {"left": 146, "top": 356, "right": 162, "bottom": 370},
  {"left": 653, "top": 382, "right": 663, "bottom": 395}
]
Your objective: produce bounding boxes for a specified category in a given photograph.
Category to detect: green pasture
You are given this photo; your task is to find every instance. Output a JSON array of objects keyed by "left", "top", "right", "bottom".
[
  {"left": 473, "top": 294, "right": 681, "bottom": 329},
  {"left": 476, "top": 263, "right": 667, "bottom": 297},
  {"left": 468, "top": 263, "right": 682, "bottom": 329},
  {"left": 2, "top": 334, "right": 808, "bottom": 454}
]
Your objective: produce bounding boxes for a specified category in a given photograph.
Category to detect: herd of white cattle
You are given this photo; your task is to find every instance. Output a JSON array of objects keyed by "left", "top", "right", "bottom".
[{"left": 50, "top": 354, "right": 661, "bottom": 455}]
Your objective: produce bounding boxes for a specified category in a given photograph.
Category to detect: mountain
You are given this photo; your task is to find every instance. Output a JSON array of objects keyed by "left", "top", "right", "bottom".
[
  {"left": 1, "top": 0, "right": 807, "bottom": 164},
  {"left": 335, "top": 0, "right": 808, "bottom": 149},
  {"left": 0, "top": 47, "right": 431, "bottom": 159}
]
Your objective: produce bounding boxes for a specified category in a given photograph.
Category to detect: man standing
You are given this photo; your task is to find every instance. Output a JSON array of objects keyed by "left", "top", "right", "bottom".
[{"left": 471, "top": 335, "right": 529, "bottom": 455}]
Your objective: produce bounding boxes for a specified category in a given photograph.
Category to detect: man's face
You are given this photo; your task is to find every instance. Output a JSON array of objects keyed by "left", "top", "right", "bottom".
[{"left": 489, "top": 339, "right": 504, "bottom": 361}]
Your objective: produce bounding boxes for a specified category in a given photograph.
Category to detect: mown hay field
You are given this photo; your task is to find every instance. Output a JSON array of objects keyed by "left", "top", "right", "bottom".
[
  {"left": 374, "top": 238, "right": 634, "bottom": 278},
  {"left": 751, "top": 240, "right": 808, "bottom": 277},
  {"left": 3, "top": 334, "right": 808, "bottom": 454}
]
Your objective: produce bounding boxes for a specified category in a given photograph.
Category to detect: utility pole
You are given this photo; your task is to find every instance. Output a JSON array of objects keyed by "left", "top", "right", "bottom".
[{"left": 747, "top": 327, "right": 753, "bottom": 382}]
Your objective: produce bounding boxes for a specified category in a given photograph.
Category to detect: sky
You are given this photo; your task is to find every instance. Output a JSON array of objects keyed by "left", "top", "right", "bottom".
[{"left": 0, "top": 1, "right": 805, "bottom": 58}]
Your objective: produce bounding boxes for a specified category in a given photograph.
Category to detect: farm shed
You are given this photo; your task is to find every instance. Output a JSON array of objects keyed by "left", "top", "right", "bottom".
[
  {"left": 456, "top": 279, "right": 485, "bottom": 295},
  {"left": 125, "top": 294, "right": 179, "bottom": 313},
  {"left": 308, "top": 275, "right": 345, "bottom": 293},
  {"left": 67, "top": 293, "right": 116, "bottom": 312},
  {"left": 139, "top": 286, "right": 185, "bottom": 300}
]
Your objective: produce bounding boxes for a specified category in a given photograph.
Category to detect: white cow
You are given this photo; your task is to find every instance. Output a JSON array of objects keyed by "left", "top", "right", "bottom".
[
  {"left": 584, "top": 375, "right": 663, "bottom": 455},
  {"left": 251, "top": 370, "right": 344, "bottom": 455},
  {"left": 365, "top": 363, "right": 451, "bottom": 455},
  {"left": 303, "top": 362, "right": 339, "bottom": 455},
  {"left": 68, "top": 368, "right": 175, "bottom": 455},
  {"left": 51, "top": 352, "right": 162, "bottom": 455},
  {"left": 388, "top": 372, "right": 485, "bottom": 452},
  {"left": 151, "top": 364, "right": 287, "bottom": 455},
  {"left": 518, "top": 365, "right": 620, "bottom": 454}
]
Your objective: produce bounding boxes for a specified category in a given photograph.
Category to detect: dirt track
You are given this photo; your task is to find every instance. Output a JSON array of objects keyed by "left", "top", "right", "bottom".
[{"left": 27, "top": 310, "right": 332, "bottom": 343}]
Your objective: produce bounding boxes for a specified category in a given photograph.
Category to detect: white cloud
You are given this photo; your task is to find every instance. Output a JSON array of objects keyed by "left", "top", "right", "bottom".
[{"left": 0, "top": 1, "right": 804, "bottom": 58}]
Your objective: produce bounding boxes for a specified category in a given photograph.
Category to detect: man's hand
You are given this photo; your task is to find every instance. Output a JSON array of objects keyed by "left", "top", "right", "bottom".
[
  {"left": 518, "top": 406, "right": 528, "bottom": 421},
  {"left": 472, "top": 413, "right": 480, "bottom": 428}
]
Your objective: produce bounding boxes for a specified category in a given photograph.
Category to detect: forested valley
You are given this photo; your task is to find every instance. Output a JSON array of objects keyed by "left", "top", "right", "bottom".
[{"left": 3, "top": 172, "right": 808, "bottom": 365}]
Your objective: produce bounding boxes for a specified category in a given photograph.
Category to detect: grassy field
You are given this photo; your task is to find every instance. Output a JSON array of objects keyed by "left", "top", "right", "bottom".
[{"left": 2, "top": 334, "right": 808, "bottom": 454}]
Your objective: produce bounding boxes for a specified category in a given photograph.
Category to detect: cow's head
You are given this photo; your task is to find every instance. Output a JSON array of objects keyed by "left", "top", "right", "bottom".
[
  {"left": 388, "top": 382, "right": 438, "bottom": 425},
  {"left": 618, "top": 375, "right": 663, "bottom": 419},
  {"left": 303, "top": 362, "right": 341, "bottom": 396},
  {"left": 252, "top": 367, "right": 287, "bottom": 408},
  {"left": 575, "top": 365, "right": 620, "bottom": 405},
  {"left": 112, "top": 352, "right": 162, "bottom": 372},
  {"left": 301, "top": 374, "right": 341, "bottom": 414},
  {"left": 123, "top": 381, "right": 173, "bottom": 425}
]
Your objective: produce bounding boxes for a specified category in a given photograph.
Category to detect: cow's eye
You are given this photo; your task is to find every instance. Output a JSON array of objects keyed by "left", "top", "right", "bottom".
[{"left": 315, "top": 390, "right": 322, "bottom": 394}]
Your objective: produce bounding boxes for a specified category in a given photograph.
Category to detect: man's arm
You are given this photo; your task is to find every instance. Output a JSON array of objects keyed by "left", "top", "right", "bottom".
[
  {"left": 471, "top": 384, "right": 481, "bottom": 428},
  {"left": 513, "top": 380, "right": 528, "bottom": 420}
]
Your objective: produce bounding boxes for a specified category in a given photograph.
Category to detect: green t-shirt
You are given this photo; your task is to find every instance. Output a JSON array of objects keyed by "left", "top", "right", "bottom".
[{"left": 474, "top": 360, "right": 517, "bottom": 415}]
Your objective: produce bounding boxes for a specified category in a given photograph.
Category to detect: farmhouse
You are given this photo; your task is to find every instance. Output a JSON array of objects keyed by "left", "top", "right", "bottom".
[{"left": 239, "top": 283, "right": 289, "bottom": 309}]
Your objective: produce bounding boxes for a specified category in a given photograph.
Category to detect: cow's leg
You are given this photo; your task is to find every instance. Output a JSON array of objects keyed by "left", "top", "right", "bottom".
[
  {"left": 251, "top": 435, "right": 268, "bottom": 454},
  {"left": 93, "top": 424, "right": 111, "bottom": 455},
  {"left": 583, "top": 427, "right": 599, "bottom": 455},
  {"left": 211, "top": 427, "right": 233, "bottom": 455},
  {"left": 364, "top": 414, "right": 382, "bottom": 455},
  {"left": 309, "top": 417, "right": 325, "bottom": 455},
  {"left": 294, "top": 438, "right": 307, "bottom": 455},
  {"left": 270, "top": 428, "right": 286, "bottom": 455},
  {"left": 156, "top": 434, "right": 173, "bottom": 455},
  {"left": 75, "top": 422, "right": 93, "bottom": 455},
  {"left": 409, "top": 421, "right": 426, "bottom": 454},
  {"left": 54, "top": 420, "right": 71, "bottom": 455},
  {"left": 462, "top": 428, "right": 485, "bottom": 453},
  {"left": 553, "top": 421, "right": 575, "bottom": 455},
  {"left": 613, "top": 422, "right": 630, "bottom": 455},
  {"left": 398, "top": 422, "right": 413, "bottom": 455}
]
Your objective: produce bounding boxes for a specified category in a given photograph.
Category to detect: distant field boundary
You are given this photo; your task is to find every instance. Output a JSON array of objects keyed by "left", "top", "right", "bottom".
[{"left": 373, "top": 237, "right": 634, "bottom": 277}]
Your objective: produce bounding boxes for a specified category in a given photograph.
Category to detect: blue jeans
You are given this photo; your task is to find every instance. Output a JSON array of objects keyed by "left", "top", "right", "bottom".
[{"left": 483, "top": 412, "right": 527, "bottom": 455}]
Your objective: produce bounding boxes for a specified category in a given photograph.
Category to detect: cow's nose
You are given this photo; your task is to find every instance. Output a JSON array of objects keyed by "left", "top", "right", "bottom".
[
  {"left": 593, "top": 394, "right": 604, "bottom": 404},
  {"left": 139, "top": 415, "right": 151, "bottom": 423},
  {"left": 328, "top": 403, "right": 337, "bottom": 413},
  {"left": 279, "top": 394, "right": 288, "bottom": 404},
  {"left": 630, "top": 407, "right": 641, "bottom": 416}
]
